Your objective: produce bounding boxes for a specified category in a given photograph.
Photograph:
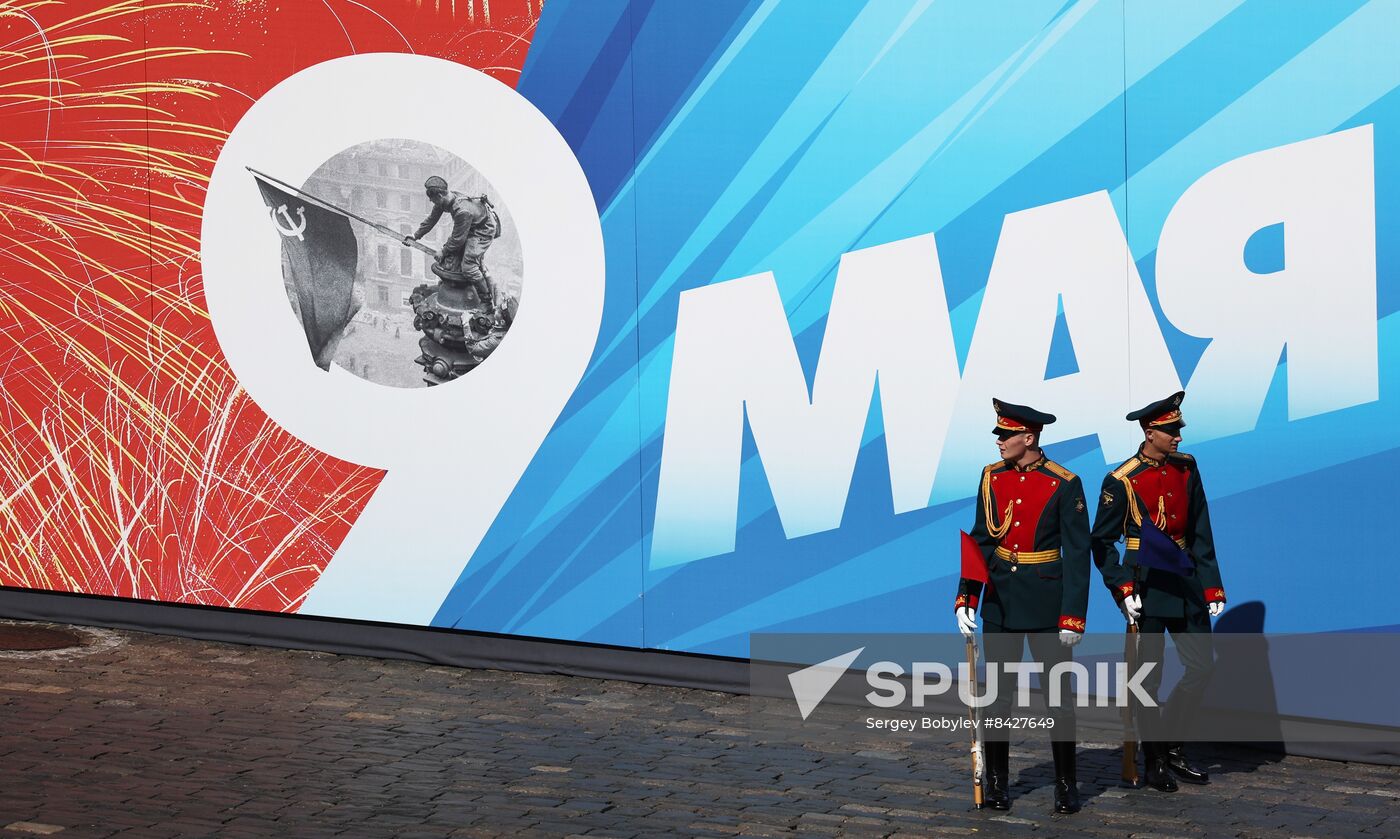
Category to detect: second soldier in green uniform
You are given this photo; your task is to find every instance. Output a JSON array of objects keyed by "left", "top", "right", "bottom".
[{"left": 1091, "top": 391, "right": 1226, "bottom": 791}]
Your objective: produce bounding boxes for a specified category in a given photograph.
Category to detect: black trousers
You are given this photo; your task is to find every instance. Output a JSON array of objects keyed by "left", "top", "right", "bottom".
[
  {"left": 982, "top": 621, "right": 1076, "bottom": 744},
  {"left": 1135, "top": 613, "right": 1215, "bottom": 743}
]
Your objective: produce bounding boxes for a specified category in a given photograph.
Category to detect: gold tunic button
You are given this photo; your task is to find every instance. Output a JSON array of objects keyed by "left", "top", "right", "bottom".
[
  {"left": 1019, "top": 476, "right": 1026, "bottom": 482},
  {"left": 1016, "top": 499, "right": 1023, "bottom": 504},
  {"left": 1013, "top": 521, "right": 1020, "bottom": 527}
]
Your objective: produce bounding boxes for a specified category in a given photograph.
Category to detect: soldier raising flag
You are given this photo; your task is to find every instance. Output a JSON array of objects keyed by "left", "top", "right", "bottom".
[{"left": 408, "top": 175, "right": 501, "bottom": 314}]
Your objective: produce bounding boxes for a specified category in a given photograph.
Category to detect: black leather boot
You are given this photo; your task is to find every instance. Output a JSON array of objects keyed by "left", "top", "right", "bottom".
[
  {"left": 1142, "top": 742, "right": 1179, "bottom": 792},
  {"left": 1165, "top": 742, "right": 1210, "bottom": 784},
  {"left": 1051, "top": 741, "right": 1081, "bottom": 814},
  {"left": 984, "top": 740, "right": 1011, "bottom": 810}
]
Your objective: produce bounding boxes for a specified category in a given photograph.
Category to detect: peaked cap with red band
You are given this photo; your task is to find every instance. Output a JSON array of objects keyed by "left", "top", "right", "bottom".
[
  {"left": 1126, "top": 390, "right": 1187, "bottom": 434},
  {"left": 991, "top": 398, "right": 1057, "bottom": 436}
]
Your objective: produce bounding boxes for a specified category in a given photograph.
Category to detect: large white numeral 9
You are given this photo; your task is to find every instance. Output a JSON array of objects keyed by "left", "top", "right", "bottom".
[{"left": 201, "top": 55, "right": 605, "bottom": 625}]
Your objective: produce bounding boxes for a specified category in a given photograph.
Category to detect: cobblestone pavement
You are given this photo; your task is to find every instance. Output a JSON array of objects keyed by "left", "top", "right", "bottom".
[{"left": 1, "top": 623, "right": 1397, "bottom": 838}]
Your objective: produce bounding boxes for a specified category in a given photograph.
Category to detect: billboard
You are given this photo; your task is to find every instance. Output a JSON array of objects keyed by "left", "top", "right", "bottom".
[{"left": 2, "top": 1, "right": 1395, "bottom": 659}]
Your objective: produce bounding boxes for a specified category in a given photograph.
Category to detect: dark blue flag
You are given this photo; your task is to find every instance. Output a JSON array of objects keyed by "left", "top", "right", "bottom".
[{"left": 1138, "top": 517, "right": 1194, "bottom": 576}]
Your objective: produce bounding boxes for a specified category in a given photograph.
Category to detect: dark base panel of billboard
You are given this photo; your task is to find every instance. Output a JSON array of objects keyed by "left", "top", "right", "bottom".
[
  {"left": 0, "top": 587, "right": 749, "bottom": 693},
  {"left": 1, "top": 587, "right": 1393, "bottom": 766}
]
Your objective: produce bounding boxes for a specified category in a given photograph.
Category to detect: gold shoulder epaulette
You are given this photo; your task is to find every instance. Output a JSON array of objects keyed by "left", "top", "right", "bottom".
[
  {"left": 1168, "top": 451, "right": 1195, "bottom": 462},
  {"left": 985, "top": 460, "right": 1008, "bottom": 474},
  {"left": 1111, "top": 457, "right": 1141, "bottom": 481},
  {"left": 1044, "top": 460, "right": 1076, "bottom": 482}
]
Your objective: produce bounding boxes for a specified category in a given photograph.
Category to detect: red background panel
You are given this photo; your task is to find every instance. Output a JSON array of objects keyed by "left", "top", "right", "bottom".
[{"left": 0, "top": 0, "right": 541, "bottom": 611}]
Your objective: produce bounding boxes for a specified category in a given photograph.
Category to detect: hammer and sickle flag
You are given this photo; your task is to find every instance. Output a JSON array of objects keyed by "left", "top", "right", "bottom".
[{"left": 253, "top": 173, "right": 359, "bottom": 370}]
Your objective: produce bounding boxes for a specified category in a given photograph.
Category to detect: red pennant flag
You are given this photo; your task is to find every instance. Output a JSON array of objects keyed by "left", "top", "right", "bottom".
[{"left": 960, "top": 531, "right": 989, "bottom": 585}]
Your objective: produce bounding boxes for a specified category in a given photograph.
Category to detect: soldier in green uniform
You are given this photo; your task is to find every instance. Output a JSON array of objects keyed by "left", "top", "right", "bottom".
[
  {"left": 1090, "top": 391, "right": 1225, "bottom": 791},
  {"left": 956, "top": 399, "right": 1091, "bottom": 814}
]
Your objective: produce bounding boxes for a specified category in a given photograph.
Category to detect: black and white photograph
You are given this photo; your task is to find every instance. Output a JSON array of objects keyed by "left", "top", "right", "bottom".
[{"left": 253, "top": 138, "right": 523, "bottom": 387}]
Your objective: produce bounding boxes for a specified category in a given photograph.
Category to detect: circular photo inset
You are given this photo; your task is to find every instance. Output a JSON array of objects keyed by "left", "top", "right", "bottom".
[{"left": 260, "top": 138, "right": 522, "bottom": 387}]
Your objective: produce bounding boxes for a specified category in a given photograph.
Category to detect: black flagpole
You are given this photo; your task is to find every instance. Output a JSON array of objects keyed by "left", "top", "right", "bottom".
[{"left": 246, "top": 166, "right": 439, "bottom": 257}]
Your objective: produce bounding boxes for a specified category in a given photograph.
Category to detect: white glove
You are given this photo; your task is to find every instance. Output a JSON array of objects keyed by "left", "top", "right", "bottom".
[
  {"left": 1208, "top": 601, "right": 1224, "bottom": 617},
  {"left": 1059, "top": 630, "right": 1083, "bottom": 647},
  {"left": 956, "top": 607, "right": 977, "bottom": 636},
  {"left": 1122, "top": 594, "right": 1142, "bottom": 625}
]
